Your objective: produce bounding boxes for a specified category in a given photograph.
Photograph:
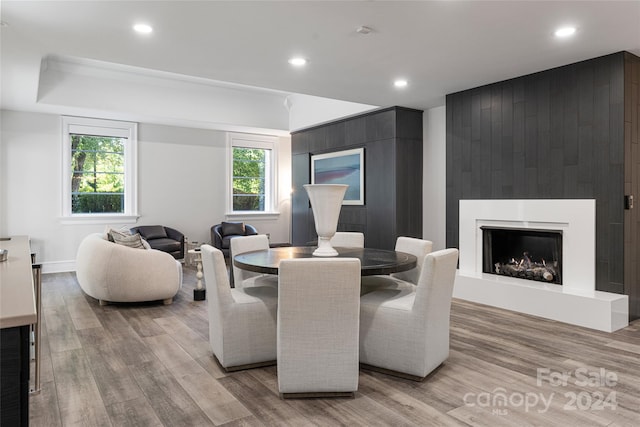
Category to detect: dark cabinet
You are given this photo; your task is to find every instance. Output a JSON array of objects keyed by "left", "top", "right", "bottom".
[
  {"left": 0, "top": 326, "right": 30, "bottom": 427},
  {"left": 1, "top": 236, "right": 37, "bottom": 427},
  {"left": 291, "top": 106, "right": 423, "bottom": 250}
]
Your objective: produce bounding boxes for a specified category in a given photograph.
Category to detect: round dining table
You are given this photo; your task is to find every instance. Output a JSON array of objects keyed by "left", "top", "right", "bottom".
[{"left": 233, "top": 246, "right": 417, "bottom": 276}]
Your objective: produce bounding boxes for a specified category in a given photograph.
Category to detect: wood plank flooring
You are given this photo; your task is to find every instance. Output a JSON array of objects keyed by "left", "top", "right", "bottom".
[{"left": 30, "top": 268, "right": 640, "bottom": 426}]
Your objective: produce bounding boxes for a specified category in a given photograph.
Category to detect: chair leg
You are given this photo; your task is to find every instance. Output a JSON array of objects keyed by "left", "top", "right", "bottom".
[
  {"left": 163, "top": 298, "right": 173, "bottom": 305},
  {"left": 99, "top": 299, "right": 108, "bottom": 306}
]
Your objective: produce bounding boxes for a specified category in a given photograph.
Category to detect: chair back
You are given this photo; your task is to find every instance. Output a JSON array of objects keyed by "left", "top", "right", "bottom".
[
  {"left": 413, "top": 248, "right": 459, "bottom": 322},
  {"left": 391, "top": 236, "right": 433, "bottom": 284},
  {"left": 230, "top": 235, "right": 270, "bottom": 288},
  {"left": 277, "top": 258, "right": 361, "bottom": 394},
  {"left": 201, "top": 245, "right": 234, "bottom": 356},
  {"left": 330, "top": 232, "right": 365, "bottom": 248}
]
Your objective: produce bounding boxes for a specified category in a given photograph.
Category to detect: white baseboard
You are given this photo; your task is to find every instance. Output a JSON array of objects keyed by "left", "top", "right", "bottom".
[{"left": 41, "top": 260, "right": 76, "bottom": 274}]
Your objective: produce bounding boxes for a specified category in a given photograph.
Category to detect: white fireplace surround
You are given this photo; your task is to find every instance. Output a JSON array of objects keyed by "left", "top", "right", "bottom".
[{"left": 455, "top": 199, "right": 628, "bottom": 332}]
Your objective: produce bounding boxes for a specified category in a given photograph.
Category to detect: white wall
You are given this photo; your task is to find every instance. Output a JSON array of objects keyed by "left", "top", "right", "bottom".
[
  {"left": 0, "top": 110, "right": 291, "bottom": 272},
  {"left": 1, "top": 111, "right": 73, "bottom": 270},
  {"left": 286, "top": 93, "right": 377, "bottom": 132},
  {"left": 422, "top": 106, "right": 446, "bottom": 250},
  {"left": 1, "top": 106, "right": 445, "bottom": 272},
  {"left": 136, "top": 124, "right": 227, "bottom": 246}
]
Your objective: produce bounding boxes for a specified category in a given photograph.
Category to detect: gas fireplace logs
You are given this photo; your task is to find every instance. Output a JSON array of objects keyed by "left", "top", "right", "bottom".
[{"left": 494, "top": 252, "right": 559, "bottom": 282}]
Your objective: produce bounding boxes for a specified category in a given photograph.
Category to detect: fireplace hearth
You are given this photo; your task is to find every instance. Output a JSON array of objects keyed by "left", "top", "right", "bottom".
[{"left": 481, "top": 227, "right": 562, "bottom": 285}]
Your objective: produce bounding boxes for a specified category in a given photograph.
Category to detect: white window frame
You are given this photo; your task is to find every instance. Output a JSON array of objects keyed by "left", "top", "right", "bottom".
[
  {"left": 61, "top": 116, "right": 138, "bottom": 224},
  {"left": 226, "top": 132, "right": 279, "bottom": 218}
]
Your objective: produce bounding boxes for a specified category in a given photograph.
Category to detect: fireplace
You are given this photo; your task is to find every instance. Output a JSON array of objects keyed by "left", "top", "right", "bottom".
[
  {"left": 481, "top": 227, "right": 562, "bottom": 285},
  {"left": 454, "top": 199, "right": 629, "bottom": 332}
]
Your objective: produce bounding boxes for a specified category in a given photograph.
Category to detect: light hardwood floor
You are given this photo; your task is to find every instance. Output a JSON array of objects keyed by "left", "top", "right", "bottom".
[{"left": 30, "top": 268, "right": 640, "bottom": 426}]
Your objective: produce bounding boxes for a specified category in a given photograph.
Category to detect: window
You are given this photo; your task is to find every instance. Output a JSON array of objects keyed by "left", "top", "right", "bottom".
[
  {"left": 61, "top": 117, "right": 138, "bottom": 223},
  {"left": 228, "top": 133, "right": 277, "bottom": 214}
]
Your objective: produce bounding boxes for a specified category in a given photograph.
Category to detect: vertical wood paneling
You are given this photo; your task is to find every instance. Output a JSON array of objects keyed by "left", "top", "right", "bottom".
[
  {"left": 446, "top": 52, "right": 635, "bottom": 311},
  {"left": 291, "top": 107, "right": 423, "bottom": 250},
  {"left": 624, "top": 52, "right": 640, "bottom": 320},
  {"left": 396, "top": 137, "right": 423, "bottom": 238},
  {"left": 366, "top": 139, "right": 396, "bottom": 250},
  {"left": 325, "top": 121, "right": 346, "bottom": 150},
  {"left": 480, "top": 108, "right": 492, "bottom": 198},
  {"left": 291, "top": 153, "right": 310, "bottom": 246}
]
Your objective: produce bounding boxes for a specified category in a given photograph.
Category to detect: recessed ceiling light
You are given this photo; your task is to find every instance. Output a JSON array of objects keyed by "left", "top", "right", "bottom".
[
  {"left": 133, "top": 23, "right": 153, "bottom": 34},
  {"left": 394, "top": 79, "right": 408, "bottom": 88},
  {"left": 288, "top": 57, "right": 307, "bottom": 67},
  {"left": 554, "top": 26, "right": 576, "bottom": 38}
]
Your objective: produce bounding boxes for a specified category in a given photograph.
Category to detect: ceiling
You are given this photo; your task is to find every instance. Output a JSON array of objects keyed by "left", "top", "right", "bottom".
[{"left": 1, "top": 1, "right": 639, "bottom": 131}]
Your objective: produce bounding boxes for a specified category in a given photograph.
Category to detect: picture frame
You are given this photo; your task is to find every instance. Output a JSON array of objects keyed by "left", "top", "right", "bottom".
[{"left": 311, "top": 148, "right": 364, "bottom": 205}]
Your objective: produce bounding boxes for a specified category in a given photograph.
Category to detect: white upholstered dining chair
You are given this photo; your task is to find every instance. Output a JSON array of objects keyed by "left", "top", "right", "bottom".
[
  {"left": 359, "top": 248, "right": 459, "bottom": 381},
  {"left": 329, "top": 232, "right": 365, "bottom": 248},
  {"left": 277, "top": 258, "right": 361, "bottom": 398},
  {"left": 360, "top": 236, "right": 433, "bottom": 294},
  {"left": 230, "top": 235, "right": 278, "bottom": 289},
  {"left": 390, "top": 236, "right": 433, "bottom": 283},
  {"left": 202, "top": 244, "right": 278, "bottom": 372}
]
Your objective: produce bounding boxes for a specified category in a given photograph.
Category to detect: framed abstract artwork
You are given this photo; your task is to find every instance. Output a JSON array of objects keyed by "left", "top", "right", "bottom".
[{"left": 311, "top": 148, "right": 364, "bottom": 205}]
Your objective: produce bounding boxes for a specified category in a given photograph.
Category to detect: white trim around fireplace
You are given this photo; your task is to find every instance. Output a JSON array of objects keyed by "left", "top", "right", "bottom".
[
  {"left": 459, "top": 199, "right": 594, "bottom": 291},
  {"left": 455, "top": 199, "right": 628, "bottom": 332}
]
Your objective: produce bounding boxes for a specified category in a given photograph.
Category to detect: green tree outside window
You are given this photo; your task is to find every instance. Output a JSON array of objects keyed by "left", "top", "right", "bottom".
[
  {"left": 71, "top": 134, "right": 125, "bottom": 213},
  {"left": 232, "top": 147, "right": 268, "bottom": 211}
]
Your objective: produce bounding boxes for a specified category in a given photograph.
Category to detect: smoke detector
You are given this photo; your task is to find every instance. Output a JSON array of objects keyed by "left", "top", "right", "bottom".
[{"left": 356, "top": 26, "right": 372, "bottom": 35}]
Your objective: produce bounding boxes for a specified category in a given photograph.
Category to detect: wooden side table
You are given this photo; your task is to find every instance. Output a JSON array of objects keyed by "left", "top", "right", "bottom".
[{"left": 187, "top": 248, "right": 206, "bottom": 301}]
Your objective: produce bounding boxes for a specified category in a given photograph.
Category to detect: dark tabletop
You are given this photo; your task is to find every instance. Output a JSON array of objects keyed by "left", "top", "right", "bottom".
[{"left": 233, "top": 246, "right": 417, "bottom": 276}]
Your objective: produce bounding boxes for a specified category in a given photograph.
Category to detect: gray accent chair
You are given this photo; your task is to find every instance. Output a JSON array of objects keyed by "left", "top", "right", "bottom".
[
  {"left": 211, "top": 222, "right": 258, "bottom": 258},
  {"left": 277, "top": 258, "right": 361, "bottom": 398},
  {"left": 130, "top": 225, "right": 185, "bottom": 259},
  {"left": 202, "top": 244, "right": 277, "bottom": 372},
  {"left": 359, "top": 248, "right": 459, "bottom": 381}
]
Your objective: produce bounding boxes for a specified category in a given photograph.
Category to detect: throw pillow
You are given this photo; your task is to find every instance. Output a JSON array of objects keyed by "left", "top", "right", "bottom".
[
  {"left": 141, "top": 238, "right": 151, "bottom": 250},
  {"left": 221, "top": 221, "right": 245, "bottom": 237},
  {"left": 111, "top": 231, "right": 146, "bottom": 249},
  {"left": 105, "top": 226, "right": 132, "bottom": 242},
  {"left": 108, "top": 228, "right": 130, "bottom": 242}
]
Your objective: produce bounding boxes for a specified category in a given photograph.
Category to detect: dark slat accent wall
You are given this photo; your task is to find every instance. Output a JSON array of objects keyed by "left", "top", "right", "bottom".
[
  {"left": 291, "top": 106, "right": 423, "bottom": 250},
  {"left": 624, "top": 52, "right": 640, "bottom": 320},
  {"left": 446, "top": 52, "right": 632, "bottom": 298}
]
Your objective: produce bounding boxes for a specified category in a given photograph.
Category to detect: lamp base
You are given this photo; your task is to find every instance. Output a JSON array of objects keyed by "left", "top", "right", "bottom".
[{"left": 194, "top": 288, "right": 206, "bottom": 301}]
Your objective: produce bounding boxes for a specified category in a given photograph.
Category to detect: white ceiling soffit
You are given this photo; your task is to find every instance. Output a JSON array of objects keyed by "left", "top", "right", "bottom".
[
  {"left": 35, "top": 56, "right": 272, "bottom": 134},
  {"left": 34, "top": 55, "right": 377, "bottom": 134}
]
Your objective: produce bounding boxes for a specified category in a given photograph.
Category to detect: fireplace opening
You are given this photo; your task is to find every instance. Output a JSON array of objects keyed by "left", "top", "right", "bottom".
[{"left": 481, "top": 227, "right": 563, "bottom": 285}]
